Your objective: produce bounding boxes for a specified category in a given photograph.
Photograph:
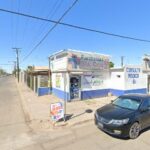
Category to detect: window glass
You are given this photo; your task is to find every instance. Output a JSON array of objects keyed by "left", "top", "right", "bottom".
[
  {"left": 141, "top": 99, "right": 150, "bottom": 109},
  {"left": 113, "top": 97, "right": 141, "bottom": 110}
]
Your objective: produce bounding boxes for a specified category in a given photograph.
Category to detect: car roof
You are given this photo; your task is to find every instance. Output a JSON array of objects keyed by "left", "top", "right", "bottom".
[{"left": 119, "top": 93, "right": 150, "bottom": 100}]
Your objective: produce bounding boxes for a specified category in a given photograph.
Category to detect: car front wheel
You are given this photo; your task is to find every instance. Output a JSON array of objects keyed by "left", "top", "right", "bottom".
[{"left": 129, "top": 122, "right": 141, "bottom": 139}]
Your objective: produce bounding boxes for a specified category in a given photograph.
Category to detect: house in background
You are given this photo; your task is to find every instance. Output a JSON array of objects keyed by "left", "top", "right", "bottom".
[
  {"left": 20, "top": 66, "right": 50, "bottom": 96},
  {"left": 142, "top": 54, "right": 150, "bottom": 93}
]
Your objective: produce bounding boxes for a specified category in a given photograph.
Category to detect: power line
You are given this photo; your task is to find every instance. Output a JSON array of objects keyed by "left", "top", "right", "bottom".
[
  {"left": 1, "top": 7, "right": 150, "bottom": 44},
  {"left": 15, "top": 0, "right": 21, "bottom": 46},
  {"left": 21, "top": 0, "right": 32, "bottom": 46},
  {"left": 26, "top": 0, "right": 63, "bottom": 53},
  {"left": 21, "top": 0, "right": 79, "bottom": 62},
  {"left": 0, "top": 64, "right": 14, "bottom": 66}
]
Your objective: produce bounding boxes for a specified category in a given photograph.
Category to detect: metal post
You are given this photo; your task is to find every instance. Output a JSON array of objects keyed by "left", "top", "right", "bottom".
[
  {"left": 14, "top": 61, "right": 16, "bottom": 77},
  {"left": 48, "top": 57, "right": 52, "bottom": 94},
  {"left": 121, "top": 56, "right": 124, "bottom": 67},
  {"left": 64, "top": 72, "right": 67, "bottom": 122}
]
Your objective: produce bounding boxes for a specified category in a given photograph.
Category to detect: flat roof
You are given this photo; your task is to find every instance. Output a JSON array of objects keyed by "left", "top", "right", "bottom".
[{"left": 49, "top": 49, "right": 110, "bottom": 58}]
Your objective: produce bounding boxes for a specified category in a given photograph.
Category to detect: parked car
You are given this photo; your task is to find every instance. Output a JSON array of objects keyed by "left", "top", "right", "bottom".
[{"left": 95, "top": 94, "right": 150, "bottom": 139}]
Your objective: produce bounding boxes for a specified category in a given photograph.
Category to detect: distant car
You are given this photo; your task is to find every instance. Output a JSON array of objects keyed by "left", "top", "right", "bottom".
[{"left": 95, "top": 94, "right": 150, "bottom": 139}]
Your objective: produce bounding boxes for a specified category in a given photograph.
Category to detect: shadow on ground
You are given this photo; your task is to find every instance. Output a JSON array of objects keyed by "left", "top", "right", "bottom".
[{"left": 57, "top": 109, "right": 93, "bottom": 122}]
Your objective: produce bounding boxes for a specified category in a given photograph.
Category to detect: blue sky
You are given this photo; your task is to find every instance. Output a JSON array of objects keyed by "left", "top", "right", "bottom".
[{"left": 0, "top": 0, "right": 150, "bottom": 72}]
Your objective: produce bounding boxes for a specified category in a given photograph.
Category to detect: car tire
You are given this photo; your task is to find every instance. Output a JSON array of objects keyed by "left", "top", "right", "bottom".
[{"left": 129, "top": 122, "right": 141, "bottom": 139}]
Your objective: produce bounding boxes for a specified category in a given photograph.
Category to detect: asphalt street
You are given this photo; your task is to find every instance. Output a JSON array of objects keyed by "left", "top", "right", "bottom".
[{"left": 0, "top": 76, "right": 150, "bottom": 150}]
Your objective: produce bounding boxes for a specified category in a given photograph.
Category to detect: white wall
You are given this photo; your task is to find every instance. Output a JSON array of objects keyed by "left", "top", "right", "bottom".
[
  {"left": 110, "top": 71, "right": 125, "bottom": 90},
  {"left": 51, "top": 57, "right": 68, "bottom": 71},
  {"left": 52, "top": 72, "right": 69, "bottom": 92},
  {"left": 110, "top": 66, "right": 148, "bottom": 91}
]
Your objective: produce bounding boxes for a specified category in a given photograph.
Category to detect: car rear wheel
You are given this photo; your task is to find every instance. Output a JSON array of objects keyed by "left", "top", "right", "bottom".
[{"left": 129, "top": 122, "right": 140, "bottom": 139}]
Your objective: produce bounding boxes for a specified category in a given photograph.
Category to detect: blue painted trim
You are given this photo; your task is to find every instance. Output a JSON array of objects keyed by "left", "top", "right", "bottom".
[
  {"left": 125, "top": 88, "right": 147, "bottom": 94},
  {"left": 38, "top": 87, "right": 49, "bottom": 96},
  {"left": 110, "top": 88, "right": 147, "bottom": 96},
  {"left": 52, "top": 88, "right": 69, "bottom": 101},
  {"left": 110, "top": 89, "right": 124, "bottom": 96},
  {"left": 81, "top": 89, "right": 109, "bottom": 100}
]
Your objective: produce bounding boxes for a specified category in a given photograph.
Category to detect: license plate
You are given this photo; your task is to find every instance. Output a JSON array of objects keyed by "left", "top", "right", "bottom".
[{"left": 98, "top": 122, "right": 103, "bottom": 128}]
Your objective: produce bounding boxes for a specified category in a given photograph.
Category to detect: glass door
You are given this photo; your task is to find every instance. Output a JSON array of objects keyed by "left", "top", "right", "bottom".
[{"left": 70, "top": 76, "right": 81, "bottom": 100}]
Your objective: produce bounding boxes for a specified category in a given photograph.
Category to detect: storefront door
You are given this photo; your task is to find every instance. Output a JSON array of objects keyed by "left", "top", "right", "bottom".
[{"left": 70, "top": 76, "right": 81, "bottom": 100}]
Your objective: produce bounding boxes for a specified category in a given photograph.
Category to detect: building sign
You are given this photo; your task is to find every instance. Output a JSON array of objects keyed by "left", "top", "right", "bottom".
[
  {"left": 126, "top": 67, "right": 141, "bottom": 84},
  {"left": 68, "top": 52, "right": 109, "bottom": 70},
  {"left": 126, "top": 68, "right": 140, "bottom": 78},
  {"left": 50, "top": 102, "right": 64, "bottom": 122},
  {"left": 80, "top": 55, "right": 109, "bottom": 70},
  {"left": 56, "top": 74, "right": 61, "bottom": 88}
]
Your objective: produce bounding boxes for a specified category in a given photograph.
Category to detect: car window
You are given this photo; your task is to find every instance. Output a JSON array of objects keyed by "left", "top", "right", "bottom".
[
  {"left": 113, "top": 97, "right": 141, "bottom": 110},
  {"left": 140, "top": 99, "right": 150, "bottom": 109}
]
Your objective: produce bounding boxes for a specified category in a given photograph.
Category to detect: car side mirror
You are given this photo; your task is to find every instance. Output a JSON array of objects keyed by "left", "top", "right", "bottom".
[{"left": 111, "top": 100, "right": 114, "bottom": 103}]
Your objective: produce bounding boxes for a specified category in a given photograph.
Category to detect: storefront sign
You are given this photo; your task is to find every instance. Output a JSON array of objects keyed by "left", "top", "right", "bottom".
[
  {"left": 50, "top": 102, "right": 64, "bottom": 122},
  {"left": 126, "top": 67, "right": 141, "bottom": 79},
  {"left": 80, "top": 55, "right": 109, "bottom": 70},
  {"left": 68, "top": 53, "right": 109, "bottom": 70},
  {"left": 126, "top": 67, "right": 141, "bottom": 84},
  {"left": 56, "top": 74, "right": 61, "bottom": 88}
]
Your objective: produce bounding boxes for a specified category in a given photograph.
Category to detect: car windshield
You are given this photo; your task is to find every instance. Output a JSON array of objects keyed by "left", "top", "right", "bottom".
[{"left": 113, "top": 97, "right": 141, "bottom": 110}]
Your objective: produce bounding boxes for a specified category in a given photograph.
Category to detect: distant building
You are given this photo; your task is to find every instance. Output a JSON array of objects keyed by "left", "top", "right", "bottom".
[{"left": 20, "top": 66, "right": 50, "bottom": 96}]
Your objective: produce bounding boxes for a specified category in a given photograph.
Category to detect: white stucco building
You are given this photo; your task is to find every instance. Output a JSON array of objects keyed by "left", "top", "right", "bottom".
[
  {"left": 49, "top": 49, "right": 110, "bottom": 101},
  {"left": 110, "top": 65, "right": 148, "bottom": 96}
]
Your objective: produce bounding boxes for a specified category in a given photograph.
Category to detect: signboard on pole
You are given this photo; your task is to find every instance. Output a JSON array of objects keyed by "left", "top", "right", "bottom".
[{"left": 50, "top": 102, "right": 64, "bottom": 122}]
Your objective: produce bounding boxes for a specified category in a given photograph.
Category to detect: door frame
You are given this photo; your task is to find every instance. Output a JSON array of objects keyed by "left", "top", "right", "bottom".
[{"left": 69, "top": 75, "right": 81, "bottom": 101}]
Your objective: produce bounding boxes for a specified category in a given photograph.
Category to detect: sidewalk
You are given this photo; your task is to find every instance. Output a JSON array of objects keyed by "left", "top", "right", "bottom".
[{"left": 16, "top": 81, "right": 116, "bottom": 131}]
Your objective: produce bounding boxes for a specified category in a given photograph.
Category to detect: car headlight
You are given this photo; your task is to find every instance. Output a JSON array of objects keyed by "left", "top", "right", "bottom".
[{"left": 109, "top": 118, "right": 129, "bottom": 125}]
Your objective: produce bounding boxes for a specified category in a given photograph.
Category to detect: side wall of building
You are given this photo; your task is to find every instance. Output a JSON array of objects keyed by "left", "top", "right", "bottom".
[
  {"left": 110, "top": 66, "right": 148, "bottom": 96},
  {"left": 51, "top": 73, "right": 70, "bottom": 101}
]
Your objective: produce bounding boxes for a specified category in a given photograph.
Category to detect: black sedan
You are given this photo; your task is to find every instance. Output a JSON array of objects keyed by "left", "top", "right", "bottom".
[{"left": 95, "top": 94, "right": 150, "bottom": 139}]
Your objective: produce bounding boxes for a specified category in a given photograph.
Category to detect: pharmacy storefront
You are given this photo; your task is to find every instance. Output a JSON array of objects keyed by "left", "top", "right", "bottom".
[{"left": 50, "top": 49, "right": 110, "bottom": 101}]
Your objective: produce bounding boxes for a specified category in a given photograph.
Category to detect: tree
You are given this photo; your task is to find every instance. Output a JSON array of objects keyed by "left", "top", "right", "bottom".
[
  {"left": 109, "top": 61, "right": 114, "bottom": 68},
  {"left": 0, "top": 68, "right": 7, "bottom": 75}
]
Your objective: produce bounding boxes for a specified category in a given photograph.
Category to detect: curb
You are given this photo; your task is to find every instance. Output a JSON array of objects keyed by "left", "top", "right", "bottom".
[{"left": 15, "top": 80, "right": 31, "bottom": 123}]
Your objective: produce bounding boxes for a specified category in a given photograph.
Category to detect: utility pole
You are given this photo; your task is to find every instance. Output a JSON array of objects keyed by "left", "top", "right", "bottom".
[
  {"left": 13, "top": 48, "right": 21, "bottom": 82},
  {"left": 14, "top": 61, "right": 16, "bottom": 77},
  {"left": 121, "top": 56, "right": 125, "bottom": 67},
  {"left": 8, "top": 61, "right": 16, "bottom": 77}
]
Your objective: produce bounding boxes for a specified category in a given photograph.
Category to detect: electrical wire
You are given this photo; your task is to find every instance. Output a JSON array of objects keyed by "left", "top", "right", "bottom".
[
  {"left": 26, "top": 0, "right": 62, "bottom": 51},
  {"left": 0, "top": 7, "right": 150, "bottom": 44},
  {"left": 10, "top": 1, "right": 14, "bottom": 47},
  {"left": 21, "top": 0, "right": 32, "bottom": 46},
  {"left": 15, "top": 0, "right": 21, "bottom": 46},
  {"left": 21, "top": 0, "right": 79, "bottom": 63},
  {"left": 36, "top": 0, "right": 64, "bottom": 39}
]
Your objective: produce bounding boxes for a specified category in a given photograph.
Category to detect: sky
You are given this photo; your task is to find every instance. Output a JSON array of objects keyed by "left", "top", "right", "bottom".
[{"left": 0, "top": 0, "right": 150, "bottom": 73}]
